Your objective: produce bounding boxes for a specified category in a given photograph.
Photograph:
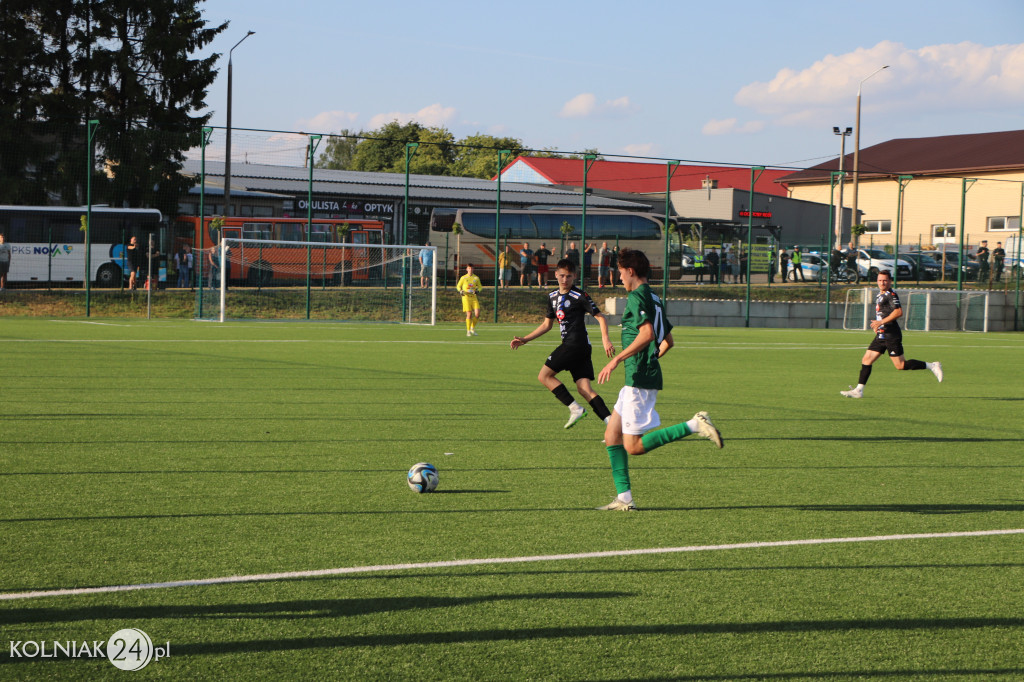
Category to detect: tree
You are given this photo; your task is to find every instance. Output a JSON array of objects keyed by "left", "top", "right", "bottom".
[
  {"left": 449, "top": 133, "right": 525, "bottom": 179},
  {"left": 315, "top": 129, "right": 362, "bottom": 170},
  {"left": 88, "top": 1, "right": 226, "bottom": 215},
  {"left": 351, "top": 120, "right": 427, "bottom": 173},
  {"left": 0, "top": 1, "right": 52, "bottom": 204}
]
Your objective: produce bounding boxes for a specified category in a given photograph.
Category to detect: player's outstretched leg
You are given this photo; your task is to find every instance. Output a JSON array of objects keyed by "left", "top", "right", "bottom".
[{"left": 638, "top": 411, "right": 724, "bottom": 452}]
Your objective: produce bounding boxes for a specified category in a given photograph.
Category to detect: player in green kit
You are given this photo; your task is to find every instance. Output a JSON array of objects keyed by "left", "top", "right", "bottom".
[{"left": 596, "top": 248, "right": 723, "bottom": 511}]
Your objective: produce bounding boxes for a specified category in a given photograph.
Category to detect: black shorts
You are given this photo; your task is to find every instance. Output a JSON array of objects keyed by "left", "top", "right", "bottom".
[
  {"left": 868, "top": 335, "right": 904, "bottom": 357},
  {"left": 545, "top": 343, "right": 595, "bottom": 382}
]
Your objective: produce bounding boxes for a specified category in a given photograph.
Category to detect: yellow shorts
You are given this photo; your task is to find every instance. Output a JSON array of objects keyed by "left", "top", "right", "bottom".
[{"left": 462, "top": 294, "right": 480, "bottom": 312}]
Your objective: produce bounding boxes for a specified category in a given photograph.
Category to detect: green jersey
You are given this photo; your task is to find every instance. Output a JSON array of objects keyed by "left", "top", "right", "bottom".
[{"left": 620, "top": 282, "right": 672, "bottom": 389}]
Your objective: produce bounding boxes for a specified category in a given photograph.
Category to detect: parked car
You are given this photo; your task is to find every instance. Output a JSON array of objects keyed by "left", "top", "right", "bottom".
[
  {"left": 670, "top": 243, "right": 699, "bottom": 273},
  {"left": 929, "top": 250, "right": 980, "bottom": 281},
  {"left": 786, "top": 252, "right": 825, "bottom": 281},
  {"left": 855, "top": 248, "right": 913, "bottom": 280},
  {"left": 899, "top": 252, "right": 946, "bottom": 281}
]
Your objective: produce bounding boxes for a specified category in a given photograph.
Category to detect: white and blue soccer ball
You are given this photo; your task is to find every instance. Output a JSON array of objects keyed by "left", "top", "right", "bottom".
[{"left": 407, "top": 462, "right": 439, "bottom": 493}]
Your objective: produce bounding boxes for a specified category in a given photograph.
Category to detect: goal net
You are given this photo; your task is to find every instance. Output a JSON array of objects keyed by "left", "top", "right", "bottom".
[
  {"left": 844, "top": 287, "right": 990, "bottom": 332},
  {"left": 195, "top": 238, "right": 437, "bottom": 324}
]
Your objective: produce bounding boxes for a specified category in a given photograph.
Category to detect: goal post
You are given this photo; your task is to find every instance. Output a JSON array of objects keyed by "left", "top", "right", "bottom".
[
  {"left": 196, "top": 238, "right": 437, "bottom": 324},
  {"left": 845, "top": 287, "right": 990, "bottom": 332}
]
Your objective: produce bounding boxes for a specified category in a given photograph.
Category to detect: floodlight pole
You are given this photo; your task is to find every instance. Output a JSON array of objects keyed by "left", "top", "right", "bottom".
[
  {"left": 852, "top": 65, "right": 889, "bottom": 233},
  {"left": 833, "top": 126, "right": 852, "bottom": 250},
  {"left": 224, "top": 30, "right": 254, "bottom": 218}
]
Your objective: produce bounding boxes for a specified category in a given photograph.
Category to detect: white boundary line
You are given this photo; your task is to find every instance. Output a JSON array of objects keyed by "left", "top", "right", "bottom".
[{"left": 2, "top": 528, "right": 1021, "bottom": 602}]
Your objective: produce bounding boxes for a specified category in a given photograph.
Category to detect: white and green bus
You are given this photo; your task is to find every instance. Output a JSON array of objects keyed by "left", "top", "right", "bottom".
[{"left": 0, "top": 205, "right": 164, "bottom": 287}]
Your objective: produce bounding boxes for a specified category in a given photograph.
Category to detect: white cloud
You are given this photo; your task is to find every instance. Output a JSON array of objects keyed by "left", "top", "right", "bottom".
[
  {"left": 559, "top": 93, "right": 638, "bottom": 119},
  {"left": 734, "top": 40, "right": 1024, "bottom": 127},
  {"left": 560, "top": 93, "right": 597, "bottom": 118},
  {"left": 368, "top": 103, "right": 457, "bottom": 129},
  {"left": 296, "top": 110, "right": 359, "bottom": 133},
  {"left": 622, "top": 143, "right": 655, "bottom": 156}
]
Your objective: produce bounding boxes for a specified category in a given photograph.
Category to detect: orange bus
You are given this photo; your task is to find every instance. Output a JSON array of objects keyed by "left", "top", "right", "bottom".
[{"left": 174, "top": 216, "right": 386, "bottom": 286}]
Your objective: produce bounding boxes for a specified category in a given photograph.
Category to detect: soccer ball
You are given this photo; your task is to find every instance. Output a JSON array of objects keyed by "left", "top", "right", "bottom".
[{"left": 407, "top": 462, "right": 439, "bottom": 493}]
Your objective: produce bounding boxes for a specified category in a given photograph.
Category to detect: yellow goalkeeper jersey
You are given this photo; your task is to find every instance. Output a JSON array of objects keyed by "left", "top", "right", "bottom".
[{"left": 457, "top": 273, "right": 482, "bottom": 296}]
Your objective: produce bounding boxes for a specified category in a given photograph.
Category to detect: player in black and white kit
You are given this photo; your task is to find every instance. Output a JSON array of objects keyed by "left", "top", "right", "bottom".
[
  {"left": 841, "top": 270, "right": 943, "bottom": 398},
  {"left": 511, "top": 258, "right": 616, "bottom": 428}
]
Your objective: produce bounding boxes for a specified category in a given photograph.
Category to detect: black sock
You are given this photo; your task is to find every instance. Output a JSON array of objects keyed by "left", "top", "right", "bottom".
[
  {"left": 588, "top": 395, "right": 611, "bottom": 421},
  {"left": 551, "top": 384, "right": 574, "bottom": 406},
  {"left": 903, "top": 359, "right": 926, "bottom": 370},
  {"left": 858, "top": 364, "right": 872, "bottom": 385}
]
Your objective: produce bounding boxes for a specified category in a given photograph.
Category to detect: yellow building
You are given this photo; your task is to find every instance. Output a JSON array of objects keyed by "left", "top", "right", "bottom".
[{"left": 778, "top": 130, "right": 1024, "bottom": 252}]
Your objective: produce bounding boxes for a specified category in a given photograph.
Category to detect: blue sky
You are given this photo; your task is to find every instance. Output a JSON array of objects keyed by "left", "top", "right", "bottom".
[{"left": 195, "top": 0, "right": 1024, "bottom": 170}]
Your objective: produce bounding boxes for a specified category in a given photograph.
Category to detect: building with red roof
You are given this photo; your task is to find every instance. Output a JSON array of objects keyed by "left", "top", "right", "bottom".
[{"left": 499, "top": 156, "right": 791, "bottom": 197}]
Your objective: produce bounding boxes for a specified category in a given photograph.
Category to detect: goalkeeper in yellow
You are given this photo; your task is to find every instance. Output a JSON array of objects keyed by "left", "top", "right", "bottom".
[{"left": 456, "top": 263, "right": 483, "bottom": 336}]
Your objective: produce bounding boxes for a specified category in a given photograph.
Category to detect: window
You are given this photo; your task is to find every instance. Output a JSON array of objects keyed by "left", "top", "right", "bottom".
[
  {"left": 863, "top": 220, "right": 892, "bottom": 234},
  {"left": 933, "top": 224, "right": 956, "bottom": 239},
  {"left": 243, "top": 222, "right": 272, "bottom": 240},
  {"left": 987, "top": 216, "right": 1020, "bottom": 232}
]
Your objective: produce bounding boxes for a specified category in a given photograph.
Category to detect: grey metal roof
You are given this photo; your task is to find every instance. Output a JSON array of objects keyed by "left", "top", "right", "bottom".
[{"left": 181, "top": 160, "right": 646, "bottom": 209}]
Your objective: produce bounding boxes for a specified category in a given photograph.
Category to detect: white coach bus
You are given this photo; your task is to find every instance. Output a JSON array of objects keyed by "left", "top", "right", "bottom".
[{"left": 0, "top": 205, "right": 164, "bottom": 287}]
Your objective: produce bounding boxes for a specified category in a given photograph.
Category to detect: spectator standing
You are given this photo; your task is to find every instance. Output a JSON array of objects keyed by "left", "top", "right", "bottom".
[
  {"left": 779, "top": 248, "right": 789, "bottom": 282},
  {"left": 0, "top": 233, "right": 11, "bottom": 291},
  {"left": 598, "top": 241, "right": 611, "bottom": 288},
  {"left": 608, "top": 246, "right": 619, "bottom": 287},
  {"left": 419, "top": 241, "right": 433, "bottom": 289},
  {"left": 583, "top": 243, "right": 595, "bottom": 284},
  {"left": 706, "top": 247, "right": 720, "bottom": 284},
  {"left": 519, "top": 242, "right": 534, "bottom": 287},
  {"left": 175, "top": 244, "right": 193, "bottom": 288},
  {"left": 976, "top": 240, "right": 990, "bottom": 282},
  {"left": 791, "top": 247, "right": 806, "bottom": 282},
  {"left": 497, "top": 249, "right": 511, "bottom": 288},
  {"left": 565, "top": 241, "right": 580, "bottom": 272},
  {"left": 993, "top": 242, "right": 1006, "bottom": 282},
  {"left": 534, "top": 243, "right": 552, "bottom": 286},
  {"left": 738, "top": 248, "right": 748, "bottom": 283}
]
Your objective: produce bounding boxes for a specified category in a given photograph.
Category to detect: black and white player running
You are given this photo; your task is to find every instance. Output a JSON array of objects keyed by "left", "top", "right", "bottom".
[
  {"left": 510, "top": 258, "right": 615, "bottom": 428},
  {"left": 841, "top": 269, "right": 943, "bottom": 398}
]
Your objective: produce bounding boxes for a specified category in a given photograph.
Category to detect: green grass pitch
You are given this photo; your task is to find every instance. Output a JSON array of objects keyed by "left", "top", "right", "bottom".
[{"left": 1, "top": 317, "right": 1022, "bottom": 680}]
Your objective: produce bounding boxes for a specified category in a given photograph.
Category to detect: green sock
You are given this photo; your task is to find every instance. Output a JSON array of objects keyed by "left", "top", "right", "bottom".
[
  {"left": 640, "top": 422, "right": 692, "bottom": 453},
  {"left": 606, "top": 445, "right": 630, "bottom": 495}
]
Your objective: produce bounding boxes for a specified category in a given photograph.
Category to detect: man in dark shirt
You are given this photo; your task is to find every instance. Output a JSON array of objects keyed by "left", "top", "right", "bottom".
[
  {"left": 534, "top": 243, "right": 552, "bottom": 287},
  {"left": 841, "top": 270, "right": 943, "bottom": 398},
  {"left": 993, "top": 242, "right": 1005, "bottom": 282},
  {"left": 706, "top": 247, "right": 720, "bottom": 284},
  {"left": 976, "top": 240, "right": 990, "bottom": 282},
  {"left": 510, "top": 258, "right": 615, "bottom": 428}
]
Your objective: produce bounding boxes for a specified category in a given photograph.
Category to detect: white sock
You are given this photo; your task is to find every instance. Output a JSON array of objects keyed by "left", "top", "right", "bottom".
[
  {"left": 685, "top": 417, "right": 700, "bottom": 432},
  {"left": 618, "top": 491, "right": 633, "bottom": 504},
  {"left": 856, "top": 384, "right": 865, "bottom": 391},
  {"left": 570, "top": 401, "right": 582, "bottom": 411},
  {"left": 604, "top": 416, "right": 610, "bottom": 424}
]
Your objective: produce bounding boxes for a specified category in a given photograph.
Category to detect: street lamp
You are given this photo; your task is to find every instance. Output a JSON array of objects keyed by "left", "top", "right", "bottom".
[
  {"left": 833, "top": 126, "right": 852, "bottom": 250},
  {"left": 851, "top": 65, "right": 890, "bottom": 235},
  {"left": 224, "top": 30, "right": 255, "bottom": 218}
]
